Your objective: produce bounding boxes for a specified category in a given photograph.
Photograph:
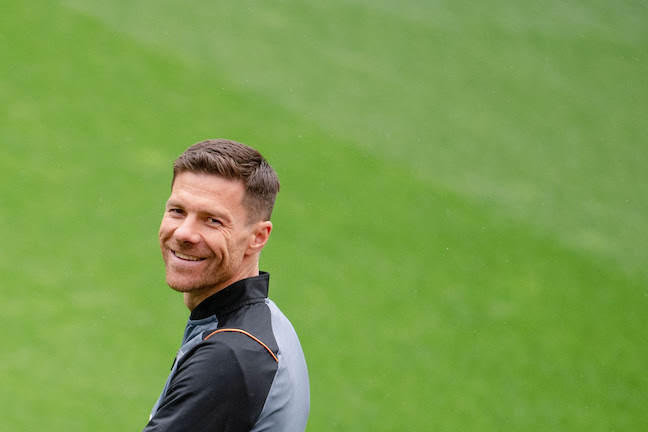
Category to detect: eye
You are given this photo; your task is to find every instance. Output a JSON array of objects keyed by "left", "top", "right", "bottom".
[
  {"left": 208, "top": 217, "right": 222, "bottom": 225},
  {"left": 168, "top": 208, "right": 184, "bottom": 216}
]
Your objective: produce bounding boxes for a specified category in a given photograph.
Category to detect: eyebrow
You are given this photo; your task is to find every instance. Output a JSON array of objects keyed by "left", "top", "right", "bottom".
[
  {"left": 165, "top": 199, "right": 183, "bottom": 209},
  {"left": 165, "top": 199, "right": 234, "bottom": 223}
]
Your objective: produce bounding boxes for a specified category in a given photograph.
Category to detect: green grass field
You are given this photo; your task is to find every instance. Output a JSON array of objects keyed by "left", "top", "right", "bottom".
[{"left": 2, "top": 1, "right": 646, "bottom": 430}]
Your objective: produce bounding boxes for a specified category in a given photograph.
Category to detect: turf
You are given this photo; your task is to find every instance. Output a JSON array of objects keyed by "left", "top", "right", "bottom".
[{"left": 1, "top": 0, "right": 646, "bottom": 430}]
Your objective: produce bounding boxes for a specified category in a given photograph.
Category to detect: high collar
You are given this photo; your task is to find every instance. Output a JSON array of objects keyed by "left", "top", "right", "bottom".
[{"left": 189, "top": 272, "right": 270, "bottom": 321}]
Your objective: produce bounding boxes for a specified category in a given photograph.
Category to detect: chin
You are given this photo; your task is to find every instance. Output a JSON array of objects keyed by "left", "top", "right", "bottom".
[{"left": 166, "top": 276, "right": 203, "bottom": 293}]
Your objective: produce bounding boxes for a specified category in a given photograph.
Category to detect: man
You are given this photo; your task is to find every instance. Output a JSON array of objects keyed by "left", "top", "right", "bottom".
[{"left": 144, "top": 139, "right": 310, "bottom": 432}]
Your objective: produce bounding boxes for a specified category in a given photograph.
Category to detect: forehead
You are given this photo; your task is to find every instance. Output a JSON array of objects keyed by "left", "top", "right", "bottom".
[{"left": 169, "top": 172, "right": 247, "bottom": 216}]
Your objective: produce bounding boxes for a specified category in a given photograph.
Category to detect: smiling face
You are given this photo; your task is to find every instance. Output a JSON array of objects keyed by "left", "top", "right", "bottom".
[{"left": 159, "top": 171, "right": 272, "bottom": 309}]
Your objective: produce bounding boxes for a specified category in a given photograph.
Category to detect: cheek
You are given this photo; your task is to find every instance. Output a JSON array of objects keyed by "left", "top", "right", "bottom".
[
  {"left": 159, "top": 218, "right": 174, "bottom": 241},
  {"left": 232, "top": 235, "right": 250, "bottom": 257},
  {"left": 205, "top": 234, "right": 239, "bottom": 258}
]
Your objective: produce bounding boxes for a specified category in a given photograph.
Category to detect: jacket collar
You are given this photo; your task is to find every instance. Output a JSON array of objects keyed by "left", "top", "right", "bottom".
[{"left": 189, "top": 272, "right": 270, "bottom": 321}]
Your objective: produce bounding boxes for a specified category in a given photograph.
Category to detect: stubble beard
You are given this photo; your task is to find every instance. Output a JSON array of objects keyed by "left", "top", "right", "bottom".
[{"left": 163, "top": 248, "right": 238, "bottom": 295}]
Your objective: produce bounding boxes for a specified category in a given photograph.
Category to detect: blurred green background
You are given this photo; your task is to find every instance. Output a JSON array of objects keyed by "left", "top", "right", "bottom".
[{"left": 1, "top": 0, "right": 646, "bottom": 430}]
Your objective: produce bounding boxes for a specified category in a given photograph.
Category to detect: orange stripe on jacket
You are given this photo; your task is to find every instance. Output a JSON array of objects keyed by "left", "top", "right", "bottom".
[{"left": 204, "top": 328, "right": 279, "bottom": 363}]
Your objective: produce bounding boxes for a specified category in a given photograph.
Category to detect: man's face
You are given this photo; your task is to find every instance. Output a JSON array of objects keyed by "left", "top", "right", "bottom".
[{"left": 159, "top": 171, "right": 257, "bottom": 297}]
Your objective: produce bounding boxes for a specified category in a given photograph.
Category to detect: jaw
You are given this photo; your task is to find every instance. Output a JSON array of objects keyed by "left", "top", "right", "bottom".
[
  {"left": 160, "top": 242, "right": 261, "bottom": 310},
  {"left": 163, "top": 248, "right": 212, "bottom": 291}
]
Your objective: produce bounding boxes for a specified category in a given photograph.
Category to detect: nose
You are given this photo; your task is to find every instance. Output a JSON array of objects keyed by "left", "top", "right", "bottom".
[{"left": 173, "top": 216, "right": 202, "bottom": 244}]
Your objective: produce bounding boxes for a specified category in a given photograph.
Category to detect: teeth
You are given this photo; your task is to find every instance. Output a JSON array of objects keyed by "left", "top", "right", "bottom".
[{"left": 174, "top": 251, "right": 204, "bottom": 261}]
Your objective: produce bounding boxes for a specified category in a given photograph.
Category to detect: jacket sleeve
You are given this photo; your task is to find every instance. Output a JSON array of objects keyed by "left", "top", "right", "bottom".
[{"left": 143, "top": 333, "right": 278, "bottom": 432}]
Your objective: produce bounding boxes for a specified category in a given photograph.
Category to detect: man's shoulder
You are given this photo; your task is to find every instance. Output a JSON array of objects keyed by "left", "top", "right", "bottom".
[
  {"left": 212, "top": 298, "right": 280, "bottom": 352},
  {"left": 200, "top": 327, "right": 279, "bottom": 364},
  {"left": 175, "top": 328, "right": 278, "bottom": 387}
]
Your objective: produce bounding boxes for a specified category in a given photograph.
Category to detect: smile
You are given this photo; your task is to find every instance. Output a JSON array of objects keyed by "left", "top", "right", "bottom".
[{"left": 173, "top": 251, "right": 206, "bottom": 261}]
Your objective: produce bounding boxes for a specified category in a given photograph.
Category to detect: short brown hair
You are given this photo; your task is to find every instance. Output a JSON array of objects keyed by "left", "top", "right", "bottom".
[{"left": 172, "top": 139, "right": 280, "bottom": 223}]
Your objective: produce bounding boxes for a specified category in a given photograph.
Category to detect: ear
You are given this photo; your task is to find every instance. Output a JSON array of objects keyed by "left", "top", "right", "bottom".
[{"left": 246, "top": 221, "right": 273, "bottom": 255}]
